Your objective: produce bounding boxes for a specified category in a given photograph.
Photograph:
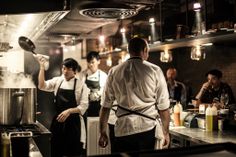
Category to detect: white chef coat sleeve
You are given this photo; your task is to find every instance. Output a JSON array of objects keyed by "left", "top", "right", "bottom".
[
  {"left": 40, "top": 77, "right": 61, "bottom": 92},
  {"left": 77, "top": 83, "right": 89, "bottom": 115},
  {"left": 101, "top": 69, "right": 115, "bottom": 109},
  {"left": 98, "top": 70, "right": 108, "bottom": 96},
  {"left": 155, "top": 67, "right": 170, "bottom": 110}
]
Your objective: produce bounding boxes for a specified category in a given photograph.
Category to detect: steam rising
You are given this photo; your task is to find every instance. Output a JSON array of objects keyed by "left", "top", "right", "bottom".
[{"left": 0, "top": 72, "right": 36, "bottom": 88}]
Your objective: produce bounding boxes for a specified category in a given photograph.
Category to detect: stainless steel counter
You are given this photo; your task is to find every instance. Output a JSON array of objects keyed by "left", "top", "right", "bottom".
[{"left": 170, "top": 126, "right": 236, "bottom": 144}]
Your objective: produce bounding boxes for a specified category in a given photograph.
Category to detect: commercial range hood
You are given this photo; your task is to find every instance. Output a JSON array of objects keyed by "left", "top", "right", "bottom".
[{"left": 0, "top": 0, "right": 70, "bottom": 72}]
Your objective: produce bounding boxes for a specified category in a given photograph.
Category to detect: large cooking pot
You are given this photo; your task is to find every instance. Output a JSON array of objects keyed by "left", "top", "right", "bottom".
[{"left": 0, "top": 88, "right": 36, "bottom": 125}]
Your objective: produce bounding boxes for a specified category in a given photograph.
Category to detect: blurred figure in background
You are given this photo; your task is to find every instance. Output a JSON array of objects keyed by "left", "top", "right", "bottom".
[
  {"left": 196, "top": 69, "right": 235, "bottom": 110},
  {"left": 37, "top": 57, "right": 89, "bottom": 157},
  {"left": 166, "top": 68, "right": 187, "bottom": 109}
]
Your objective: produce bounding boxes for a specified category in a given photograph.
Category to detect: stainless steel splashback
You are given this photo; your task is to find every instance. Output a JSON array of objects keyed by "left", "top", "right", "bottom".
[{"left": 0, "top": 88, "right": 36, "bottom": 125}]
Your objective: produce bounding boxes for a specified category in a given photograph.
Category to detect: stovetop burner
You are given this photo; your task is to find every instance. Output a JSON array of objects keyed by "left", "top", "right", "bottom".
[{"left": 0, "top": 123, "right": 49, "bottom": 136}]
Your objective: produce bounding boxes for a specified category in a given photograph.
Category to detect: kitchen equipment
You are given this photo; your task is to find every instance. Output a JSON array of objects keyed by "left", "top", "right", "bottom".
[
  {"left": 18, "top": 36, "right": 37, "bottom": 54},
  {"left": 0, "top": 88, "right": 36, "bottom": 125},
  {"left": 18, "top": 36, "right": 50, "bottom": 70},
  {"left": 0, "top": 122, "right": 52, "bottom": 157},
  {"left": 184, "top": 113, "right": 198, "bottom": 128},
  {"left": 9, "top": 131, "right": 32, "bottom": 157},
  {"left": 196, "top": 117, "right": 206, "bottom": 129}
]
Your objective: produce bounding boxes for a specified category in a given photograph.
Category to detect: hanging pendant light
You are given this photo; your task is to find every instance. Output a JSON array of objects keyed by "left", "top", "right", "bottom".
[
  {"left": 160, "top": 50, "right": 172, "bottom": 62},
  {"left": 191, "top": 45, "right": 202, "bottom": 60}
]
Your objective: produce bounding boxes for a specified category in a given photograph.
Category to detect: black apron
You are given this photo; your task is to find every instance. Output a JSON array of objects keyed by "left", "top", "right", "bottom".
[
  {"left": 85, "top": 71, "right": 101, "bottom": 117},
  {"left": 50, "top": 78, "right": 83, "bottom": 157}
]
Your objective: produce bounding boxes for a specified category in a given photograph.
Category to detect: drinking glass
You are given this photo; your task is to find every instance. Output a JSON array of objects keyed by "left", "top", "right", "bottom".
[{"left": 220, "top": 93, "right": 229, "bottom": 108}]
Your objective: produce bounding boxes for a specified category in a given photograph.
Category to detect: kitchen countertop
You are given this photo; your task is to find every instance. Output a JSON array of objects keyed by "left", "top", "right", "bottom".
[{"left": 170, "top": 126, "right": 236, "bottom": 144}]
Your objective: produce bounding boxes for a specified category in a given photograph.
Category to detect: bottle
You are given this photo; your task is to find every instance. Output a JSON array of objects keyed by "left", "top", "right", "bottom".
[
  {"left": 212, "top": 104, "right": 218, "bottom": 130},
  {"left": 173, "top": 102, "right": 181, "bottom": 126},
  {"left": 1, "top": 133, "right": 10, "bottom": 157},
  {"left": 178, "top": 102, "right": 184, "bottom": 126},
  {"left": 205, "top": 105, "right": 213, "bottom": 131}
]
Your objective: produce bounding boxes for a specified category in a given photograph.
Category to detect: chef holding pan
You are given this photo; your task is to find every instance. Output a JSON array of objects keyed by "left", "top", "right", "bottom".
[{"left": 19, "top": 36, "right": 89, "bottom": 157}]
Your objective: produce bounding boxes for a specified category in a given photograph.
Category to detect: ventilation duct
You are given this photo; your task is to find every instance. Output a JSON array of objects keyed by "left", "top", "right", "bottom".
[{"left": 78, "top": 1, "right": 138, "bottom": 20}]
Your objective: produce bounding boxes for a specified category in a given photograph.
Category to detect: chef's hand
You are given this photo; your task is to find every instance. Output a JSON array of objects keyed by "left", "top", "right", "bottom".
[
  {"left": 98, "top": 133, "right": 108, "bottom": 148},
  {"left": 57, "top": 109, "right": 71, "bottom": 122},
  {"left": 34, "top": 55, "right": 47, "bottom": 69},
  {"left": 162, "top": 133, "right": 170, "bottom": 149}
]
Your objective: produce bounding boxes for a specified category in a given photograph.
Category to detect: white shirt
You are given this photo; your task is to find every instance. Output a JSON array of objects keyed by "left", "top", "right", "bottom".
[
  {"left": 39, "top": 76, "right": 89, "bottom": 115},
  {"left": 108, "top": 101, "right": 118, "bottom": 125},
  {"left": 101, "top": 57, "right": 170, "bottom": 137}
]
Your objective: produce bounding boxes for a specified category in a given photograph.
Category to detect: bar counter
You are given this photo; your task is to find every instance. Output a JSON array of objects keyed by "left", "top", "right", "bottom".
[{"left": 170, "top": 126, "right": 236, "bottom": 147}]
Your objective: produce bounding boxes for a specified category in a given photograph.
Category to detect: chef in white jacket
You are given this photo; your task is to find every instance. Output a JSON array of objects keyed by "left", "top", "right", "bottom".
[
  {"left": 37, "top": 57, "right": 89, "bottom": 157},
  {"left": 99, "top": 37, "right": 170, "bottom": 153}
]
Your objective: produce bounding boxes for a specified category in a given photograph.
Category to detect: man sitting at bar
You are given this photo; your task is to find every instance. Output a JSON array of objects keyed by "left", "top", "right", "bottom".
[
  {"left": 195, "top": 69, "right": 235, "bottom": 111},
  {"left": 166, "top": 68, "right": 187, "bottom": 109}
]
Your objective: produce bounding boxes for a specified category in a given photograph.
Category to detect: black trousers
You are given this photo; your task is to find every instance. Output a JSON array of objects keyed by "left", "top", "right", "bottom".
[
  {"left": 115, "top": 127, "right": 156, "bottom": 153},
  {"left": 108, "top": 124, "right": 116, "bottom": 153}
]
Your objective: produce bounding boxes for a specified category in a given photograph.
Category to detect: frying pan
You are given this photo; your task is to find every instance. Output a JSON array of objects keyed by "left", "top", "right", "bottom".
[
  {"left": 18, "top": 36, "right": 36, "bottom": 54},
  {"left": 18, "top": 36, "right": 50, "bottom": 70}
]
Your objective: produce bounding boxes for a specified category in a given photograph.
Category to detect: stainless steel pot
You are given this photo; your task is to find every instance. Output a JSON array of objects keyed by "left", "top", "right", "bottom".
[{"left": 0, "top": 88, "right": 36, "bottom": 125}]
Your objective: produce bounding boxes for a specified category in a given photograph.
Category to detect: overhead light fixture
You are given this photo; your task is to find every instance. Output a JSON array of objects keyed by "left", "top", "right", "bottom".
[
  {"left": 149, "top": 17, "right": 157, "bottom": 43},
  {"left": 106, "top": 57, "right": 112, "bottom": 67},
  {"left": 114, "top": 48, "right": 122, "bottom": 52},
  {"left": 149, "top": 17, "right": 155, "bottom": 24},
  {"left": 191, "top": 45, "right": 204, "bottom": 60},
  {"left": 201, "top": 43, "right": 213, "bottom": 46},
  {"left": 120, "top": 26, "right": 127, "bottom": 45},
  {"left": 99, "top": 35, "right": 105, "bottom": 44},
  {"left": 160, "top": 50, "right": 172, "bottom": 62},
  {"left": 71, "top": 45, "right": 76, "bottom": 51},
  {"left": 119, "top": 53, "right": 130, "bottom": 64},
  {"left": 193, "top": 2, "right": 201, "bottom": 12},
  {"left": 120, "top": 27, "right": 126, "bottom": 33}
]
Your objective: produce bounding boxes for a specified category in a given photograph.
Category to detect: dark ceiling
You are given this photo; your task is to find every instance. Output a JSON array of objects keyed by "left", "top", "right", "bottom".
[
  {"left": 0, "top": 0, "right": 183, "bottom": 49},
  {"left": 35, "top": 0, "right": 183, "bottom": 47}
]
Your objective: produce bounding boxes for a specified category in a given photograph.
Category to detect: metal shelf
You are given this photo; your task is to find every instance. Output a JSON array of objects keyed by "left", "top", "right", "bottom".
[{"left": 149, "top": 31, "right": 236, "bottom": 52}]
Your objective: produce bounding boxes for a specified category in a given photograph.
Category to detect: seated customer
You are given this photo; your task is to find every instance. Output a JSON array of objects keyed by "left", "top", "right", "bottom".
[
  {"left": 196, "top": 69, "right": 235, "bottom": 110},
  {"left": 166, "top": 68, "right": 187, "bottom": 108}
]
